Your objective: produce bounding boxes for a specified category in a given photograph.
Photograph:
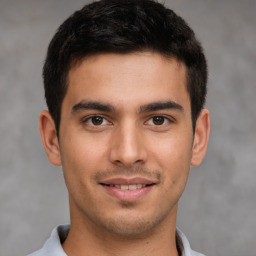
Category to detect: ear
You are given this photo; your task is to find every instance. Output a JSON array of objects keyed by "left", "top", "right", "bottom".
[
  {"left": 39, "top": 110, "right": 62, "bottom": 166},
  {"left": 191, "top": 108, "right": 210, "bottom": 166}
]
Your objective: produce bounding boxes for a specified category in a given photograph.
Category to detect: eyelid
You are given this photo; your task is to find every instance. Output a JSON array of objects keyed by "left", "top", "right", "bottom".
[
  {"left": 82, "top": 114, "right": 112, "bottom": 126},
  {"left": 144, "top": 115, "right": 175, "bottom": 126}
]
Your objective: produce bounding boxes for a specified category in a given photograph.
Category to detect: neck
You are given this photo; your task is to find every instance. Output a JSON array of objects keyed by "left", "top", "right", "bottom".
[{"left": 62, "top": 204, "right": 179, "bottom": 256}]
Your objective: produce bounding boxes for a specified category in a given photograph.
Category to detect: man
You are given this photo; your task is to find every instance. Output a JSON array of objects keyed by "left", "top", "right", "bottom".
[{"left": 29, "top": 0, "right": 210, "bottom": 255}]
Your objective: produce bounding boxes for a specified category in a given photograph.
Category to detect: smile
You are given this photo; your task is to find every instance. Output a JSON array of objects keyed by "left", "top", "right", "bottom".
[
  {"left": 99, "top": 177, "right": 156, "bottom": 201},
  {"left": 104, "top": 184, "right": 149, "bottom": 190}
]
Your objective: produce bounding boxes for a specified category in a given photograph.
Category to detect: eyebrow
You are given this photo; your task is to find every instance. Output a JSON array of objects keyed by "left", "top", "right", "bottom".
[
  {"left": 72, "top": 100, "right": 184, "bottom": 114},
  {"left": 139, "top": 101, "right": 184, "bottom": 113},
  {"left": 72, "top": 100, "right": 115, "bottom": 113}
]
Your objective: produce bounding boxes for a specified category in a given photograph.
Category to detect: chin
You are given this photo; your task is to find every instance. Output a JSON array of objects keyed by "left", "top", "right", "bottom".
[{"left": 97, "top": 210, "right": 170, "bottom": 237}]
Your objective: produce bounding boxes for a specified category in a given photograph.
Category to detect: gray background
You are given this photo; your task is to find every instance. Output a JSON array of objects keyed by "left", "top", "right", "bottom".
[{"left": 0, "top": 0, "right": 255, "bottom": 255}]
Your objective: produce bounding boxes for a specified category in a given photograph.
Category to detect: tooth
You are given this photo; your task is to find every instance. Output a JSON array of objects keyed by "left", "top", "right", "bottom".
[
  {"left": 128, "top": 185, "right": 137, "bottom": 190},
  {"left": 112, "top": 184, "right": 146, "bottom": 190},
  {"left": 121, "top": 185, "right": 128, "bottom": 190}
]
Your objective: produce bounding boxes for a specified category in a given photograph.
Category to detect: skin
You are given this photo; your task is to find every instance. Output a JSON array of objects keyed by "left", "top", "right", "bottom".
[{"left": 40, "top": 52, "right": 210, "bottom": 256}]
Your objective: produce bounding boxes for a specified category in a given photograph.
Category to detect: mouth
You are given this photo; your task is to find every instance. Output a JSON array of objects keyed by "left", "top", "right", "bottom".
[
  {"left": 99, "top": 177, "right": 157, "bottom": 201},
  {"left": 101, "top": 183, "right": 153, "bottom": 190}
]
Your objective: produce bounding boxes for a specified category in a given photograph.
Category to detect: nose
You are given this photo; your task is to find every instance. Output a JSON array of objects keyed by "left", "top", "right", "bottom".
[{"left": 109, "top": 122, "right": 147, "bottom": 168}]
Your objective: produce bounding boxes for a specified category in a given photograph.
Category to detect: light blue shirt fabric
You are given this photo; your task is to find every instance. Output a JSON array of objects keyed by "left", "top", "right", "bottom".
[{"left": 27, "top": 225, "right": 206, "bottom": 256}]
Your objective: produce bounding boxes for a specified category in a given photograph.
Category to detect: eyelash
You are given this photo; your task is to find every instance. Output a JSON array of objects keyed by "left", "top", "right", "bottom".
[
  {"left": 82, "top": 115, "right": 174, "bottom": 127},
  {"left": 82, "top": 115, "right": 112, "bottom": 126},
  {"left": 145, "top": 115, "right": 174, "bottom": 126}
]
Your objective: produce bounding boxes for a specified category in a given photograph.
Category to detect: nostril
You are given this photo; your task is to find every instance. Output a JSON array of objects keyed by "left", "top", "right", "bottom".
[{"left": 108, "top": 132, "right": 147, "bottom": 167}]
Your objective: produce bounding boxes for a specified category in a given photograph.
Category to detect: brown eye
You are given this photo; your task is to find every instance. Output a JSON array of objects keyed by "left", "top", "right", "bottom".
[
  {"left": 82, "top": 115, "right": 112, "bottom": 128},
  {"left": 91, "top": 116, "right": 104, "bottom": 125},
  {"left": 152, "top": 116, "right": 165, "bottom": 125}
]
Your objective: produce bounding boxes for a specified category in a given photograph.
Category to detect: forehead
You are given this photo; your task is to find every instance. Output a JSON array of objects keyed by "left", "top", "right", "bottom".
[{"left": 64, "top": 52, "right": 189, "bottom": 111}]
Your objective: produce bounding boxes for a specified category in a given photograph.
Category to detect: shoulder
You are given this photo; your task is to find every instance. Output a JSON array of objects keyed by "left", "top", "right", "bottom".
[
  {"left": 176, "top": 227, "right": 206, "bottom": 256},
  {"left": 27, "top": 250, "right": 44, "bottom": 256},
  {"left": 190, "top": 251, "right": 206, "bottom": 256},
  {"left": 26, "top": 225, "right": 69, "bottom": 256}
]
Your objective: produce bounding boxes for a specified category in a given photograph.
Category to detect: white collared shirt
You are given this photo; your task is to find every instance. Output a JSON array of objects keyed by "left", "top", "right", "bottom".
[{"left": 27, "top": 225, "right": 206, "bottom": 256}]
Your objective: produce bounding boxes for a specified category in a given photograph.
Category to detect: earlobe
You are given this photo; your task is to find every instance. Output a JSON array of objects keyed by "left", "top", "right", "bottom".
[
  {"left": 39, "top": 110, "right": 62, "bottom": 166},
  {"left": 191, "top": 109, "right": 210, "bottom": 166}
]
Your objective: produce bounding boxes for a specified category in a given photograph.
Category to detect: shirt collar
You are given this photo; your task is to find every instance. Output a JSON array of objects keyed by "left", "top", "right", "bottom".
[{"left": 28, "top": 225, "right": 205, "bottom": 256}]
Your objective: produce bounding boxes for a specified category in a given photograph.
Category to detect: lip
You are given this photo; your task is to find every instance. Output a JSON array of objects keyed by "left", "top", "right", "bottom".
[
  {"left": 100, "top": 177, "right": 156, "bottom": 185},
  {"left": 99, "top": 177, "right": 157, "bottom": 201}
]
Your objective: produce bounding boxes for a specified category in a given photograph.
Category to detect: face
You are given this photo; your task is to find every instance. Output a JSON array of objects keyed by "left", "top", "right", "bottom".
[{"left": 40, "top": 52, "right": 210, "bottom": 237}]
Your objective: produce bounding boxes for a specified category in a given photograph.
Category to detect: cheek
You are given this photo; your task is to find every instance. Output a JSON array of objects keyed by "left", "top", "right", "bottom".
[
  {"left": 150, "top": 133, "right": 193, "bottom": 167},
  {"left": 59, "top": 134, "right": 112, "bottom": 197},
  {"left": 59, "top": 139, "right": 102, "bottom": 204},
  {"left": 149, "top": 134, "right": 192, "bottom": 187},
  {"left": 61, "top": 132, "right": 108, "bottom": 168}
]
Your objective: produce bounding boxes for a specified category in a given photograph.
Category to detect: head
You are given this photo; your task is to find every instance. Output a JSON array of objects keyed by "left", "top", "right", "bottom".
[
  {"left": 43, "top": 0, "right": 207, "bottom": 135},
  {"left": 40, "top": 0, "right": 210, "bottom": 240}
]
